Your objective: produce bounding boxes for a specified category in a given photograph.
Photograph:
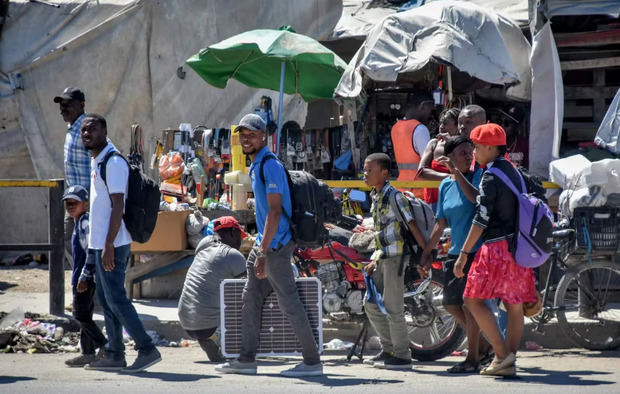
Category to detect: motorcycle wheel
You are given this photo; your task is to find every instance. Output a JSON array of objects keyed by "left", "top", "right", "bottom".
[{"left": 405, "top": 278, "right": 465, "bottom": 361}]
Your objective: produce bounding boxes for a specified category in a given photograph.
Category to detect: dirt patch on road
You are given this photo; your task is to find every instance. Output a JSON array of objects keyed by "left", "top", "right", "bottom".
[{"left": 0, "top": 267, "right": 72, "bottom": 293}]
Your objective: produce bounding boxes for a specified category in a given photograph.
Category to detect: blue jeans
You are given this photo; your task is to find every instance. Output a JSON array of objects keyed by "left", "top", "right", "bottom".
[{"left": 91, "top": 245, "right": 153, "bottom": 359}]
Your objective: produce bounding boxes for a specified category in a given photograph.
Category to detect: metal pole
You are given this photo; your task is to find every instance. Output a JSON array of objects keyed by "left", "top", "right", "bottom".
[
  {"left": 276, "top": 60, "right": 286, "bottom": 156},
  {"left": 48, "top": 179, "right": 65, "bottom": 315}
]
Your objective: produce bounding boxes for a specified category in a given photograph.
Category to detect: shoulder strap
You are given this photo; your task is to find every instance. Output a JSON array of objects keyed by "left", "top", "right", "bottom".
[
  {"left": 389, "top": 190, "right": 407, "bottom": 227},
  {"left": 487, "top": 166, "right": 527, "bottom": 196},
  {"left": 98, "top": 150, "right": 126, "bottom": 206},
  {"left": 258, "top": 153, "right": 293, "bottom": 224},
  {"left": 99, "top": 150, "right": 126, "bottom": 185},
  {"left": 259, "top": 154, "right": 277, "bottom": 185}
]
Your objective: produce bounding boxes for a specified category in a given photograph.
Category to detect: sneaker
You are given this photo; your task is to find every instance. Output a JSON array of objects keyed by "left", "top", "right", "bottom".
[
  {"left": 84, "top": 354, "right": 127, "bottom": 371},
  {"left": 363, "top": 351, "right": 390, "bottom": 366},
  {"left": 215, "top": 359, "right": 258, "bottom": 375},
  {"left": 65, "top": 354, "right": 96, "bottom": 368},
  {"left": 199, "top": 339, "right": 225, "bottom": 363},
  {"left": 121, "top": 347, "right": 162, "bottom": 373},
  {"left": 280, "top": 362, "right": 323, "bottom": 377},
  {"left": 383, "top": 355, "right": 412, "bottom": 370}
]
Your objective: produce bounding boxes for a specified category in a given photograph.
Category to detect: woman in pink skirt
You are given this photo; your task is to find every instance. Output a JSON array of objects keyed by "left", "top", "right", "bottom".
[{"left": 453, "top": 123, "right": 537, "bottom": 377}]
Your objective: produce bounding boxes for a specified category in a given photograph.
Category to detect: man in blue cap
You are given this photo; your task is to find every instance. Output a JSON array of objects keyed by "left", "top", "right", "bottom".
[{"left": 215, "top": 114, "right": 322, "bottom": 377}]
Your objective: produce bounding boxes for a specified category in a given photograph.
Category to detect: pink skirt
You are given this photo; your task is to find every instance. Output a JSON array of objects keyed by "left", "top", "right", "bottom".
[{"left": 463, "top": 240, "right": 537, "bottom": 305}]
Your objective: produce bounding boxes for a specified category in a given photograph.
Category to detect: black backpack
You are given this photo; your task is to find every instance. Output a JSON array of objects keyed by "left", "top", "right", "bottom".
[
  {"left": 259, "top": 154, "right": 341, "bottom": 247},
  {"left": 100, "top": 151, "right": 161, "bottom": 243}
]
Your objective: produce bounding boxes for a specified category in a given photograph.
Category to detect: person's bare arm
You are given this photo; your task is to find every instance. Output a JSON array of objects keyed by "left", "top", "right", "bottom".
[
  {"left": 407, "top": 219, "right": 427, "bottom": 251},
  {"left": 418, "top": 139, "right": 451, "bottom": 181},
  {"left": 453, "top": 224, "right": 484, "bottom": 278},
  {"left": 437, "top": 156, "right": 478, "bottom": 204},
  {"left": 254, "top": 193, "right": 283, "bottom": 279},
  {"left": 102, "top": 194, "right": 124, "bottom": 272},
  {"left": 260, "top": 193, "right": 283, "bottom": 253}
]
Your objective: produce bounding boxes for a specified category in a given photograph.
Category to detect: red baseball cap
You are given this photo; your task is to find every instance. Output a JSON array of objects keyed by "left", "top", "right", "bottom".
[
  {"left": 213, "top": 216, "right": 247, "bottom": 238},
  {"left": 470, "top": 123, "right": 506, "bottom": 146}
]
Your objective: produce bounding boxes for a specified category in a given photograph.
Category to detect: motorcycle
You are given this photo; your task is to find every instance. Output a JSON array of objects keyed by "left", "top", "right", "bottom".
[{"left": 293, "top": 216, "right": 464, "bottom": 361}]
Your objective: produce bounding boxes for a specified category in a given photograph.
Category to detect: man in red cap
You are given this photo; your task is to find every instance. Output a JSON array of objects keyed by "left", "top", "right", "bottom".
[
  {"left": 453, "top": 123, "right": 537, "bottom": 377},
  {"left": 178, "top": 216, "right": 248, "bottom": 362}
]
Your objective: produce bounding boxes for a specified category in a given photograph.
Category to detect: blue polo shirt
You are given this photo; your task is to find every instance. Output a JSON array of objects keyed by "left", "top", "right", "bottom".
[
  {"left": 436, "top": 169, "right": 483, "bottom": 255},
  {"left": 249, "top": 147, "right": 292, "bottom": 249}
]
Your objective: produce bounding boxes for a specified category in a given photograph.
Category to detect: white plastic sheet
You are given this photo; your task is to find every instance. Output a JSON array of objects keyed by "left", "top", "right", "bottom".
[
  {"left": 529, "top": 22, "right": 563, "bottom": 178},
  {"left": 594, "top": 88, "right": 620, "bottom": 154},
  {"left": 334, "top": 0, "right": 530, "bottom": 101}
]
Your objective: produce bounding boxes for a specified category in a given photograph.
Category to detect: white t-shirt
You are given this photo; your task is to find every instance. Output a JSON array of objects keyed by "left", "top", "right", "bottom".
[
  {"left": 412, "top": 124, "right": 431, "bottom": 156},
  {"left": 88, "top": 143, "right": 132, "bottom": 249}
]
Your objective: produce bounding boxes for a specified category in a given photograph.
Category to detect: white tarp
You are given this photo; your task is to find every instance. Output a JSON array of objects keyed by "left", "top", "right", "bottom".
[
  {"left": 328, "top": 0, "right": 528, "bottom": 41},
  {"left": 594, "top": 88, "right": 620, "bottom": 154},
  {"left": 529, "top": 22, "right": 563, "bottom": 178},
  {"left": 334, "top": 0, "right": 531, "bottom": 101},
  {"left": 0, "top": 0, "right": 342, "bottom": 179}
]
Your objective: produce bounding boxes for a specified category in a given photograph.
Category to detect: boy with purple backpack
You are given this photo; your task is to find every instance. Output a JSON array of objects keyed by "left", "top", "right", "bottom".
[{"left": 454, "top": 124, "right": 539, "bottom": 377}]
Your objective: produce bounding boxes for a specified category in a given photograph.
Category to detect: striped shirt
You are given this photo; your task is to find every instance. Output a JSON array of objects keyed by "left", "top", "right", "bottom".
[
  {"left": 63, "top": 113, "right": 90, "bottom": 189},
  {"left": 371, "top": 182, "right": 415, "bottom": 258}
]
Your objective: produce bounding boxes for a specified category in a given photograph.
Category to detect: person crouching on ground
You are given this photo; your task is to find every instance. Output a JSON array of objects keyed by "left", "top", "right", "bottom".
[
  {"left": 63, "top": 185, "right": 107, "bottom": 368},
  {"left": 420, "top": 136, "right": 492, "bottom": 373},
  {"left": 178, "top": 216, "right": 248, "bottom": 362},
  {"left": 454, "top": 124, "right": 537, "bottom": 377},
  {"left": 362, "top": 152, "right": 427, "bottom": 370}
]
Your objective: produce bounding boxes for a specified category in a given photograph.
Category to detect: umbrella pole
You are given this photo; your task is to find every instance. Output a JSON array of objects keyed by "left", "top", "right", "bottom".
[{"left": 276, "top": 60, "right": 285, "bottom": 156}]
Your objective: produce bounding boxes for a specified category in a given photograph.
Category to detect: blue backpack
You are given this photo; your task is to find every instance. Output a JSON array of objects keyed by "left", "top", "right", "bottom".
[{"left": 488, "top": 166, "right": 554, "bottom": 268}]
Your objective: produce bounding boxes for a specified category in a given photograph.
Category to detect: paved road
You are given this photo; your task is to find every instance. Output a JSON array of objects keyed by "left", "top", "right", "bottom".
[{"left": 1, "top": 347, "right": 619, "bottom": 393}]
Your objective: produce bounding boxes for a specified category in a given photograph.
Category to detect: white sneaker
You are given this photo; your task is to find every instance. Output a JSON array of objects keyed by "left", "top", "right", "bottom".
[
  {"left": 280, "top": 362, "right": 323, "bottom": 377},
  {"left": 215, "top": 360, "right": 257, "bottom": 375}
]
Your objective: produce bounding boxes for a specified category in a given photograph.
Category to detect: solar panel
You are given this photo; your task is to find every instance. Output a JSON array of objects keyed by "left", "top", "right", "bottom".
[{"left": 220, "top": 277, "right": 322, "bottom": 357}]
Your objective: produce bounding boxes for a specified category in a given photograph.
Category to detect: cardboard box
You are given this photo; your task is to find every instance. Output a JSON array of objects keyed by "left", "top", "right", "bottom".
[{"left": 131, "top": 210, "right": 191, "bottom": 252}]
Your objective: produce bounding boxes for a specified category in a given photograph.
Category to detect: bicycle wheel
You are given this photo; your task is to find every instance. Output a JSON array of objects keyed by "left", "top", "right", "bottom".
[
  {"left": 554, "top": 260, "right": 620, "bottom": 350},
  {"left": 405, "top": 278, "right": 465, "bottom": 361}
]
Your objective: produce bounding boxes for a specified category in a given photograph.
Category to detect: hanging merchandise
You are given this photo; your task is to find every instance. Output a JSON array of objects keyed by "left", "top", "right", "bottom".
[
  {"left": 159, "top": 152, "right": 184, "bottom": 181},
  {"left": 128, "top": 124, "right": 144, "bottom": 170}
]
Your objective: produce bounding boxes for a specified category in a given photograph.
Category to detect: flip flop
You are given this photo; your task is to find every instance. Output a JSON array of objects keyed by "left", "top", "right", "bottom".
[
  {"left": 447, "top": 361, "right": 480, "bottom": 374},
  {"left": 479, "top": 350, "right": 495, "bottom": 366}
]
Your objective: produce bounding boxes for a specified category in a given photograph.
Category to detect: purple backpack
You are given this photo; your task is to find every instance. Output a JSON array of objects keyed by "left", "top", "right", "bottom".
[{"left": 488, "top": 166, "right": 554, "bottom": 268}]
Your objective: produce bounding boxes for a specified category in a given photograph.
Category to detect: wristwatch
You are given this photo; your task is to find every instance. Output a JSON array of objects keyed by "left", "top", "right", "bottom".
[
  {"left": 256, "top": 250, "right": 266, "bottom": 258},
  {"left": 460, "top": 250, "right": 470, "bottom": 255}
]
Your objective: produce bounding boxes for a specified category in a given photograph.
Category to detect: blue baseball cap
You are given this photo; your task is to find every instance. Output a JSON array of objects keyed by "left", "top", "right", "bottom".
[
  {"left": 62, "top": 185, "right": 89, "bottom": 202},
  {"left": 237, "top": 113, "right": 266, "bottom": 133}
]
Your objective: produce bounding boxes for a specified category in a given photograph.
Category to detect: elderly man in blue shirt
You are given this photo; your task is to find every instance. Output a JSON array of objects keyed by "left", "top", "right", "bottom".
[
  {"left": 215, "top": 114, "right": 322, "bottom": 378},
  {"left": 54, "top": 87, "right": 90, "bottom": 268}
]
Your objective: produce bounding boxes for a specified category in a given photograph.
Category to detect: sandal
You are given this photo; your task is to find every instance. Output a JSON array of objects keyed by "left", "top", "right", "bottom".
[
  {"left": 447, "top": 361, "right": 480, "bottom": 374},
  {"left": 479, "top": 350, "right": 495, "bottom": 366}
]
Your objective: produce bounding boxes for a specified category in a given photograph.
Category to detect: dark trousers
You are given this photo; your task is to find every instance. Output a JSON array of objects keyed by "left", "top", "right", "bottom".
[
  {"left": 240, "top": 242, "right": 320, "bottom": 365},
  {"left": 73, "top": 281, "right": 107, "bottom": 355}
]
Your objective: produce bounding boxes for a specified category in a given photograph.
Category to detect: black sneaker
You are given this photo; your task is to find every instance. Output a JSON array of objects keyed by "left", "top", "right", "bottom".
[
  {"left": 120, "top": 347, "right": 162, "bottom": 373},
  {"left": 65, "top": 354, "right": 96, "bottom": 368},
  {"left": 363, "top": 351, "right": 390, "bottom": 366},
  {"left": 199, "top": 339, "right": 225, "bottom": 363},
  {"left": 84, "top": 354, "right": 127, "bottom": 371},
  {"left": 383, "top": 355, "right": 412, "bottom": 370}
]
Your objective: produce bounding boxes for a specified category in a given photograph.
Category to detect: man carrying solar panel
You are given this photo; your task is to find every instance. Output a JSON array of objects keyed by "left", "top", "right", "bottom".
[
  {"left": 178, "top": 216, "right": 247, "bottom": 362},
  {"left": 216, "top": 114, "right": 323, "bottom": 377}
]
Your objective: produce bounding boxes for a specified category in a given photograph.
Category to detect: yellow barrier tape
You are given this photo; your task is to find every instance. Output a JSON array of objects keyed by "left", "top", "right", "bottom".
[
  {"left": 0, "top": 180, "right": 62, "bottom": 188},
  {"left": 323, "top": 180, "right": 561, "bottom": 190}
]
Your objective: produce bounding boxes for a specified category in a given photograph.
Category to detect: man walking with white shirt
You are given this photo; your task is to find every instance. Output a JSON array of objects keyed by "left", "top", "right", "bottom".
[{"left": 80, "top": 113, "right": 161, "bottom": 373}]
